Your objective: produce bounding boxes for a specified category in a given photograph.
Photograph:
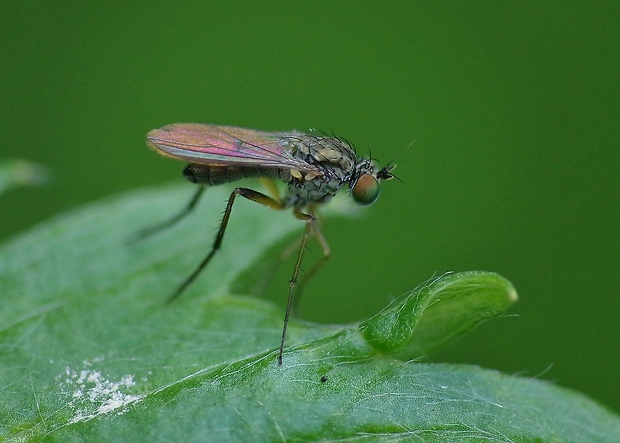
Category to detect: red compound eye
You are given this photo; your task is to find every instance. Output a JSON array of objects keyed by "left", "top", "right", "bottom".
[{"left": 351, "top": 173, "right": 380, "bottom": 206}]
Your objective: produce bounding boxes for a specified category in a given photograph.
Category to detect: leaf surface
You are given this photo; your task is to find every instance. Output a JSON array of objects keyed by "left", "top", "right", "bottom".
[{"left": 1, "top": 184, "right": 618, "bottom": 442}]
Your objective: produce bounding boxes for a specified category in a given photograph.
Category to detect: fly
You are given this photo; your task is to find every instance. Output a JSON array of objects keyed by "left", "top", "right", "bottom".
[{"left": 145, "top": 123, "right": 395, "bottom": 365}]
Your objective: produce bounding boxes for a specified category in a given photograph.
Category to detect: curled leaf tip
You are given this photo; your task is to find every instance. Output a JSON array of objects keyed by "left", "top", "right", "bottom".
[{"left": 361, "top": 271, "right": 517, "bottom": 357}]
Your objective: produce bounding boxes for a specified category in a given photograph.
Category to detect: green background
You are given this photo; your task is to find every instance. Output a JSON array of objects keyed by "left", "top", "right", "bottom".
[{"left": 2, "top": 1, "right": 618, "bottom": 414}]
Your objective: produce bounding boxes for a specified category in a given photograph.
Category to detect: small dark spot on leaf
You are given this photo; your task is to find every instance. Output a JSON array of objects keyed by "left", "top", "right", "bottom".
[{"left": 320, "top": 375, "right": 328, "bottom": 383}]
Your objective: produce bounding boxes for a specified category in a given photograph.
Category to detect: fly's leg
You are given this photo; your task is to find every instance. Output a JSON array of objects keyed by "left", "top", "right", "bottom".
[
  {"left": 292, "top": 221, "right": 331, "bottom": 312},
  {"left": 250, "top": 202, "right": 330, "bottom": 308},
  {"left": 279, "top": 210, "right": 326, "bottom": 365},
  {"left": 167, "top": 187, "right": 285, "bottom": 303},
  {"left": 131, "top": 186, "right": 206, "bottom": 242},
  {"left": 260, "top": 223, "right": 330, "bottom": 315}
]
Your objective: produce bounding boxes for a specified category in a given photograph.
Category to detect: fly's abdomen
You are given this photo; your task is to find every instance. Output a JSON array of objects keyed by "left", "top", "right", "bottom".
[{"left": 183, "top": 164, "right": 291, "bottom": 186}]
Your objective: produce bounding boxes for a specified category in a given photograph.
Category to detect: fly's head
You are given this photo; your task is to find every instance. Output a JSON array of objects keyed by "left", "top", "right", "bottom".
[{"left": 350, "top": 159, "right": 396, "bottom": 206}]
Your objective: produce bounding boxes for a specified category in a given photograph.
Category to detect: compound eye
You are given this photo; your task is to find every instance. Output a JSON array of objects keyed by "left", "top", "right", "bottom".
[{"left": 351, "top": 173, "right": 380, "bottom": 206}]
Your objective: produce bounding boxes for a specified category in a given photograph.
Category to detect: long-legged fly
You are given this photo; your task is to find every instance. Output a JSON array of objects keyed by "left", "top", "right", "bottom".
[{"left": 145, "top": 124, "right": 395, "bottom": 365}]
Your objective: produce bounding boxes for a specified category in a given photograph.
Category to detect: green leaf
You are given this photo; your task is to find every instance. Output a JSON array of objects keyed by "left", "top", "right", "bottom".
[{"left": 1, "top": 184, "right": 619, "bottom": 442}]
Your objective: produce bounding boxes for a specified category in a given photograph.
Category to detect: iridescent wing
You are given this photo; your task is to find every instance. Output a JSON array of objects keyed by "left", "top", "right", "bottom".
[{"left": 147, "top": 123, "right": 320, "bottom": 173}]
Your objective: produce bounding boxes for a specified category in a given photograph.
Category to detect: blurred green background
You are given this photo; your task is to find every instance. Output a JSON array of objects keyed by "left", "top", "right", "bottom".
[{"left": 2, "top": 2, "right": 618, "bottom": 412}]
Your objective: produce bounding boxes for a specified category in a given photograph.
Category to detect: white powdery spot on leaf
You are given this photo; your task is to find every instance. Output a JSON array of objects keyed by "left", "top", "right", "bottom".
[{"left": 58, "top": 359, "right": 143, "bottom": 423}]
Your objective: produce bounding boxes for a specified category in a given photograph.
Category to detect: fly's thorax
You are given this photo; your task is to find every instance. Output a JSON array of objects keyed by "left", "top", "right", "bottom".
[
  {"left": 281, "top": 135, "right": 359, "bottom": 208},
  {"left": 284, "top": 170, "right": 346, "bottom": 208},
  {"left": 289, "top": 135, "right": 357, "bottom": 172}
]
